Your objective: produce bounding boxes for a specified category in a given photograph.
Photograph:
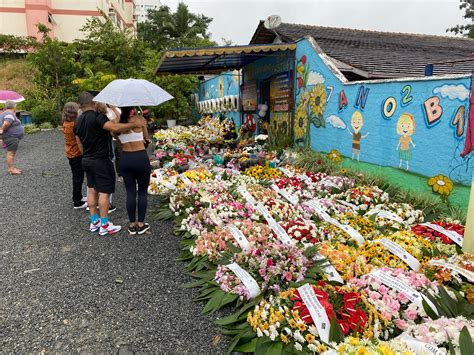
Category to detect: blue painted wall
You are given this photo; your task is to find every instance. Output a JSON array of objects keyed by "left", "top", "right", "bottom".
[
  {"left": 197, "top": 71, "right": 241, "bottom": 127},
  {"left": 295, "top": 38, "right": 473, "bottom": 185}
]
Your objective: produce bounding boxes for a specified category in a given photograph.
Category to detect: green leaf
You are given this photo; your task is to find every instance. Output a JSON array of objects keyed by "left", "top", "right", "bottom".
[
  {"left": 459, "top": 326, "right": 473, "bottom": 355},
  {"left": 422, "top": 299, "right": 439, "bottom": 320},
  {"left": 255, "top": 336, "right": 274, "bottom": 354},
  {"left": 202, "top": 289, "right": 226, "bottom": 314},
  {"left": 265, "top": 341, "right": 284, "bottom": 355},
  {"left": 329, "top": 314, "right": 344, "bottom": 344},
  {"left": 233, "top": 338, "right": 258, "bottom": 352}
]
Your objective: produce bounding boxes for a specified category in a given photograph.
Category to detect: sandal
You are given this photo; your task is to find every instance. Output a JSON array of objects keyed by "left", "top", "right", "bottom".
[{"left": 8, "top": 170, "right": 22, "bottom": 175}]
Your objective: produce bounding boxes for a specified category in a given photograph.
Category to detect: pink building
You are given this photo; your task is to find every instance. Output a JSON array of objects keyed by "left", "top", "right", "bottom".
[{"left": 0, "top": 0, "right": 136, "bottom": 42}]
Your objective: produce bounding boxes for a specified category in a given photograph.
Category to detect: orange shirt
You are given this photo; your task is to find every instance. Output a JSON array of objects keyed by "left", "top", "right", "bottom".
[
  {"left": 399, "top": 136, "right": 412, "bottom": 151},
  {"left": 63, "top": 121, "right": 82, "bottom": 158}
]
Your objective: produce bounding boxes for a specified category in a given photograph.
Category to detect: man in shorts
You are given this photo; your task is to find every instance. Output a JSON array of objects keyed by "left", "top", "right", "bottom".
[
  {"left": 74, "top": 92, "right": 146, "bottom": 236},
  {"left": 0, "top": 101, "right": 24, "bottom": 175}
]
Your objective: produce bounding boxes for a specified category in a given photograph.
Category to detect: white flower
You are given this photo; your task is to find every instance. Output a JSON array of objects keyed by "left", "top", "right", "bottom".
[
  {"left": 308, "top": 325, "right": 318, "bottom": 336},
  {"left": 257, "top": 328, "right": 263, "bottom": 337},
  {"left": 294, "top": 343, "right": 303, "bottom": 351},
  {"left": 308, "top": 344, "right": 318, "bottom": 352},
  {"left": 294, "top": 330, "right": 306, "bottom": 343}
]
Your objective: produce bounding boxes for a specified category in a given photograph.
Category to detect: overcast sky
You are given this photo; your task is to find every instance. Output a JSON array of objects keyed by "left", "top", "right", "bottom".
[{"left": 160, "top": 0, "right": 469, "bottom": 45}]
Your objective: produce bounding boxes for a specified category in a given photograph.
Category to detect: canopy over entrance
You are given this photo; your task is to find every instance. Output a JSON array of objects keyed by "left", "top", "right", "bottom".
[{"left": 155, "top": 43, "right": 296, "bottom": 75}]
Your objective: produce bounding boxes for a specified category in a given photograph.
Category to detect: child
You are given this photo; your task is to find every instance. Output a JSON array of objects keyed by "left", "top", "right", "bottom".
[
  {"left": 347, "top": 111, "right": 369, "bottom": 162},
  {"left": 396, "top": 113, "right": 416, "bottom": 171},
  {"left": 62, "top": 102, "right": 87, "bottom": 209}
]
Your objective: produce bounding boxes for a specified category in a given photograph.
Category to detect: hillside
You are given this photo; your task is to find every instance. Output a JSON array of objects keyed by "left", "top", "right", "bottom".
[{"left": 0, "top": 57, "right": 34, "bottom": 96}]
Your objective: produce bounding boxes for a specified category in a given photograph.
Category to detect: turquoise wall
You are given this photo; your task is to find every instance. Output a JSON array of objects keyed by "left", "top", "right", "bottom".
[
  {"left": 295, "top": 38, "right": 473, "bottom": 185},
  {"left": 197, "top": 71, "right": 241, "bottom": 127}
]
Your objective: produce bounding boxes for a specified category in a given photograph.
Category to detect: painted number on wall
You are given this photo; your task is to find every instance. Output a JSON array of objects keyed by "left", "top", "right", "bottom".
[{"left": 401, "top": 85, "right": 413, "bottom": 106}]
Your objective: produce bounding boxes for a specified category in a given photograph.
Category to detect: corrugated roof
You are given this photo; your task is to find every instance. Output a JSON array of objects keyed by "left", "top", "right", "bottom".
[
  {"left": 155, "top": 43, "right": 296, "bottom": 75},
  {"left": 250, "top": 21, "right": 474, "bottom": 79}
]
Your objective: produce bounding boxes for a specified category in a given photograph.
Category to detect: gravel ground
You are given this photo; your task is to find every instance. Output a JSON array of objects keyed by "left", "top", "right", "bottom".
[{"left": 0, "top": 130, "right": 226, "bottom": 353}]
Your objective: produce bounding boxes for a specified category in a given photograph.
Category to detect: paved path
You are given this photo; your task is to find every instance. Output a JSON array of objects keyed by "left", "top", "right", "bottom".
[{"left": 0, "top": 130, "right": 225, "bottom": 353}]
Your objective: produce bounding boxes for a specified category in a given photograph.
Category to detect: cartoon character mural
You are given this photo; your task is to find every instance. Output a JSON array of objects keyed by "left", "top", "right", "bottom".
[
  {"left": 396, "top": 113, "right": 416, "bottom": 171},
  {"left": 347, "top": 111, "right": 369, "bottom": 162}
]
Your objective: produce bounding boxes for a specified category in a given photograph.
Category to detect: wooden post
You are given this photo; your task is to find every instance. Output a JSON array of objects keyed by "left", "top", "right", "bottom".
[{"left": 463, "top": 179, "right": 474, "bottom": 254}]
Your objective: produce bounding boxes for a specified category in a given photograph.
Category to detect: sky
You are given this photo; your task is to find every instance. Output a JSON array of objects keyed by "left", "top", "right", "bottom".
[{"left": 159, "top": 0, "right": 469, "bottom": 45}]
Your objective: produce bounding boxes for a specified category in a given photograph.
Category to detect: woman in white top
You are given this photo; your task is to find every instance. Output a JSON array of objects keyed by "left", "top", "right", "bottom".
[{"left": 118, "top": 107, "right": 152, "bottom": 235}]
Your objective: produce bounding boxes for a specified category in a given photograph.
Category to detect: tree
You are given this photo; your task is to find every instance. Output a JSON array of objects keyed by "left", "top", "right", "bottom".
[
  {"left": 26, "top": 29, "right": 79, "bottom": 124},
  {"left": 138, "top": 3, "right": 213, "bottom": 49},
  {"left": 447, "top": 0, "right": 473, "bottom": 38},
  {"left": 74, "top": 14, "right": 147, "bottom": 78}
]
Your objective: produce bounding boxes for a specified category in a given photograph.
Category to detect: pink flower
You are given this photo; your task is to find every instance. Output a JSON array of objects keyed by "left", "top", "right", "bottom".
[
  {"left": 378, "top": 285, "right": 389, "bottom": 294},
  {"left": 398, "top": 292, "right": 409, "bottom": 303},
  {"left": 282, "top": 271, "right": 293, "bottom": 282},
  {"left": 258, "top": 268, "right": 266, "bottom": 277},
  {"left": 389, "top": 300, "right": 400, "bottom": 313},
  {"left": 381, "top": 311, "right": 391, "bottom": 320},
  {"left": 395, "top": 319, "right": 408, "bottom": 330},
  {"left": 404, "top": 309, "right": 418, "bottom": 320},
  {"left": 368, "top": 290, "right": 381, "bottom": 300}
]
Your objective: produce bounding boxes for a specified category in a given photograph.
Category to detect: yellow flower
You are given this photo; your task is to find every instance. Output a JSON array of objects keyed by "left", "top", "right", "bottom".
[
  {"left": 280, "top": 334, "right": 289, "bottom": 344},
  {"left": 297, "top": 64, "right": 305, "bottom": 75},
  {"left": 428, "top": 175, "right": 453, "bottom": 196},
  {"left": 298, "top": 322, "right": 307, "bottom": 332},
  {"left": 309, "top": 84, "right": 326, "bottom": 117},
  {"left": 288, "top": 319, "right": 298, "bottom": 328},
  {"left": 340, "top": 168, "right": 347, "bottom": 174},
  {"left": 356, "top": 347, "right": 369, "bottom": 355},
  {"left": 305, "top": 333, "right": 315, "bottom": 343},
  {"left": 328, "top": 149, "right": 342, "bottom": 163},
  {"left": 349, "top": 337, "right": 359, "bottom": 346},
  {"left": 218, "top": 78, "right": 225, "bottom": 97}
]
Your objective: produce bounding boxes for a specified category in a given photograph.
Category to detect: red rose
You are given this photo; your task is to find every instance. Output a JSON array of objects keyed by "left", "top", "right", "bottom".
[
  {"left": 301, "top": 55, "right": 307, "bottom": 64},
  {"left": 317, "top": 160, "right": 322, "bottom": 165},
  {"left": 267, "top": 258, "right": 273, "bottom": 267}
]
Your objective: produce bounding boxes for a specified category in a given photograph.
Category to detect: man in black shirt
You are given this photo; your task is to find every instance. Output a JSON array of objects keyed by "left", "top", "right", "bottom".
[{"left": 74, "top": 92, "right": 146, "bottom": 236}]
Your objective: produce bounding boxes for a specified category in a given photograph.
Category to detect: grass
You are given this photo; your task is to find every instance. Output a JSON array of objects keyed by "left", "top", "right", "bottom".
[
  {"left": 0, "top": 57, "right": 34, "bottom": 99},
  {"left": 291, "top": 148, "right": 470, "bottom": 222}
]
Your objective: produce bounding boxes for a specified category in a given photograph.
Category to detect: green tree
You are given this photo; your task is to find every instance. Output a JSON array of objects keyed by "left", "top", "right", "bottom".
[
  {"left": 26, "top": 30, "right": 79, "bottom": 125},
  {"left": 74, "top": 14, "right": 147, "bottom": 78},
  {"left": 138, "top": 3, "right": 213, "bottom": 49},
  {"left": 447, "top": 0, "right": 473, "bottom": 38}
]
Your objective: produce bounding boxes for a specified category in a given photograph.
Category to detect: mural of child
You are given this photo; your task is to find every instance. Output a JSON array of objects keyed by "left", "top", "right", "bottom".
[
  {"left": 396, "top": 113, "right": 416, "bottom": 171},
  {"left": 347, "top": 111, "right": 369, "bottom": 162}
]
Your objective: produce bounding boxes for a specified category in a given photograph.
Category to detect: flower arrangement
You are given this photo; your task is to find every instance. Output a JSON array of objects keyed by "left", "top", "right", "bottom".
[
  {"left": 412, "top": 221, "right": 464, "bottom": 245},
  {"left": 330, "top": 337, "right": 416, "bottom": 354},
  {"left": 215, "top": 242, "right": 310, "bottom": 298},
  {"left": 402, "top": 316, "right": 473, "bottom": 353},
  {"left": 282, "top": 218, "right": 320, "bottom": 246},
  {"left": 246, "top": 283, "right": 374, "bottom": 353},
  {"left": 244, "top": 165, "right": 282, "bottom": 180},
  {"left": 319, "top": 241, "right": 373, "bottom": 280},
  {"left": 367, "top": 202, "right": 424, "bottom": 229},
  {"left": 336, "top": 186, "right": 389, "bottom": 211},
  {"left": 359, "top": 231, "right": 432, "bottom": 270},
  {"left": 348, "top": 267, "right": 439, "bottom": 337}
]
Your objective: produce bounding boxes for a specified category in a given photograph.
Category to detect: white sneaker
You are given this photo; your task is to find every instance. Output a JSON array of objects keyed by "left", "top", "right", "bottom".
[
  {"left": 99, "top": 222, "right": 121, "bottom": 236},
  {"left": 90, "top": 220, "right": 100, "bottom": 232}
]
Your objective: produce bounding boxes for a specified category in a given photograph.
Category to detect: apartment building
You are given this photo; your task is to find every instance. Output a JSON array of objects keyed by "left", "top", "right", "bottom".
[
  {"left": 134, "top": 0, "right": 160, "bottom": 23},
  {"left": 0, "top": 0, "right": 137, "bottom": 42}
]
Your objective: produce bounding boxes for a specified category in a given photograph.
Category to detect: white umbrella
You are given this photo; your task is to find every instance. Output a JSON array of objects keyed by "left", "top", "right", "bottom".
[{"left": 93, "top": 79, "right": 174, "bottom": 107}]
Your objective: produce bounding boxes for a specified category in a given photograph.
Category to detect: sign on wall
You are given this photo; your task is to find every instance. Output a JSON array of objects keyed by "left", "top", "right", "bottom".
[
  {"left": 241, "top": 81, "right": 257, "bottom": 111},
  {"left": 270, "top": 72, "right": 292, "bottom": 112}
]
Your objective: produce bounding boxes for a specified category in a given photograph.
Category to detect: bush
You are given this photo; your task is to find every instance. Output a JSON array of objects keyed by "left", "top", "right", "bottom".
[{"left": 30, "top": 100, "right": 61, "bottom": 125}]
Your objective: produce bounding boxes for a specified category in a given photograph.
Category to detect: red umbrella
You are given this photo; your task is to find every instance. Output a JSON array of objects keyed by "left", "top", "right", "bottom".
[{"left": 0, "top": 90, "right": 25, "bottom": 103}]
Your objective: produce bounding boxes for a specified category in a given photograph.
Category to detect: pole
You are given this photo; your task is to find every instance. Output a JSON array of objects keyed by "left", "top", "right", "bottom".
[{"left": 463, "top": 179, "right": 474, "bottom": 254}]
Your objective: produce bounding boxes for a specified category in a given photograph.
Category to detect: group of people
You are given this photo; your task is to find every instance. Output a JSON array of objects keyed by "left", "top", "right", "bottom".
[{"left": 62, "top": 91, "right": 153, "bottom": 236}]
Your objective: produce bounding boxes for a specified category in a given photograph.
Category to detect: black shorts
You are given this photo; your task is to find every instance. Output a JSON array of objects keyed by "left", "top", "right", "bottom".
[
  {"left": 2, "top": 136, "right": 20, "bottom": 152},
  {"left": 82, "top": 158, "right": 116, "bottom": 194}
]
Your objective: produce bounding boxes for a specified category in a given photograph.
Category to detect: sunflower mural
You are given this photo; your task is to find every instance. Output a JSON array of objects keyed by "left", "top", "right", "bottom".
[
  {"left": 294, "top": 77, "right": 327, "bottom": 147},
  {"left": 217, "top": 78, "right": 225, "bottom": 97}
]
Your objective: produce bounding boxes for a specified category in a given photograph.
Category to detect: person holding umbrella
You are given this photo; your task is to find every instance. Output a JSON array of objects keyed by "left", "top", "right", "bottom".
[
  {"left": 93, "top": 79, "right": 173, "bottom": 235},
  {"left": 74, "top": 92, "right": 147, "bottom": 236},
  {"left": 0, "top": 101, "right": 24, "bottom": 175}
]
